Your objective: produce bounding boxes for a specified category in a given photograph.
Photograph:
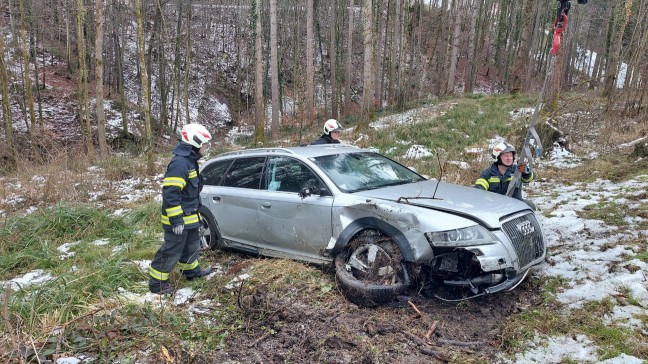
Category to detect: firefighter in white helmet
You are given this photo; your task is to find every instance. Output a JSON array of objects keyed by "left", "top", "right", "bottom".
[
  {"left": 149, "top": 123, "right": 214, "bottom": 294},
  {"left": 474, "top": 141, "right": 536, "bottom": 209},
  {"left": 312, "top": 119, "right": 343, "bottom": 145}
]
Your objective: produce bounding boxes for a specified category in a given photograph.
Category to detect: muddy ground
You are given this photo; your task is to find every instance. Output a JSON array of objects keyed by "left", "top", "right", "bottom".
[{"left": 169, "top": 252, "right": 543, "bottom": 364}]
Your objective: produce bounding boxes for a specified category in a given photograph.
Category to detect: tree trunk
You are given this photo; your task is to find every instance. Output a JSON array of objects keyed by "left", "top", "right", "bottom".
[
  {"left": 447, "top": 0, "right": 463, "bottom": 95},
  {"left": 359, "top": 0, "right": 374, "bottom": 131},
  {"left": 463, "top": 0, "right": 479, "bottom": 93},
  {"left": 604, "top": 0, "right": 632, "bottom": 100},
  {"left": 344, "top": 0, "right": 354, "bottom": 116},
  {"left": 0, "top": 4, "right": 17, "bottom": 170},
  {"left": 170, "top": 0, "right": 184, "bottom": 132},
  {"left": 254, "top": 0, "right": 265, "bottom": 144},
  {"left": 134, "top": 0, "right": 152, "bottom": 147},
  {"left": 95, "top": 0, "right": 107, "bottom": 158},
  {"left": 373, "top": 0, "right": 384, "bottom": 107},
  {"left": 512, "top": 0, "right": 533, "bottom": 92},
  {"left": 269, "top": 0, "right": 280, "bottom": 138},
  {"left": 184, "top": 0, "right": 192, "bottom": 126},
  {"left": 113, "top": 0, "right": 128, "bottom": 136},
  {"left": 19, "top": 0, "right": 36, "bottom": 134},
  {"left": 76, "top": 0, "right": 94, "bottom": 158},
  {"left": 330, "top": 0, "right": 338, "bottom": 119},
  {"left": 306, "top": 0, "right": 314, "bottom": 125}
]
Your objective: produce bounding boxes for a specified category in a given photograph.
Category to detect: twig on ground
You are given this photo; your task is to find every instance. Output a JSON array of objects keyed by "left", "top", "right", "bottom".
[
  {"left": 248, "top": 330, "right": 273, "bottom": 348},
  {"left": 424, "top": 320, "right": 438, "bottom": 341},
  {"left": 402, "top": 331, "right": 446, "bottom": 361},
  {"left": 437, "top": 339, "right": 486, "bottom": 347},
  {"left": 407, "top": 300, "right": 423, "bottom": 317}
]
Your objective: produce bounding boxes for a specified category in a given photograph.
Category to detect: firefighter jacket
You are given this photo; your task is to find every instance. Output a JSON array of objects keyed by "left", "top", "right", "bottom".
[
  {"left": 160, "top": 142, "right": 203, "bottom": 231},
  {"left": 312, "top": 134, "right": 341, "bottom": 145},
  {"left": 474, "top": 162, "right": 535, "bottom": 200}
]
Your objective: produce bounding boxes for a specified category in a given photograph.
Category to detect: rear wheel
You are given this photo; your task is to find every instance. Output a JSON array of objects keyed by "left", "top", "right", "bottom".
[
  {"left": 335, "top": 229, "right": 410, "bottom": 307},
  {"left": 198, "top": 206, "right": 223, "bottom": 250}
]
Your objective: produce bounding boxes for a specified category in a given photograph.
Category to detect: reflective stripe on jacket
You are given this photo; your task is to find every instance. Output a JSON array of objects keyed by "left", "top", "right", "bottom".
[
  {"left": 474, "top": 162, "right": 535, "bottom": 200},
  {"left": 161, "top": 142, "right": 203, "bottom": 230}
]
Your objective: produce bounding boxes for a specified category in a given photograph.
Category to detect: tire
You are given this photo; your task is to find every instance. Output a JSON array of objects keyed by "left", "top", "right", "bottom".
[
  {"left": 335, "top": 229, "right": 411, "bottom": 307},
  {"left": 198, "top": 206, "right": 223, "bottom": 250}
]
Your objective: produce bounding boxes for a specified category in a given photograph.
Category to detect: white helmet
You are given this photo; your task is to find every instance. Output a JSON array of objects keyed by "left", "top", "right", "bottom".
[
  {"left": 181, "top": 124, "right": 212, "bottom": 148},
  {"left": 323, "top": 119, "right": 343, "bottom": 135},
  {"left": 491, "top": 141, "right": 516, "bottom": 161}
]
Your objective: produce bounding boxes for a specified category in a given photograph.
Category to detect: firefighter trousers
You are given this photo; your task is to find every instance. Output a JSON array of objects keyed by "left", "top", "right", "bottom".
[{"left": 149, "top": 228, "right": 203, "bottom": 289}]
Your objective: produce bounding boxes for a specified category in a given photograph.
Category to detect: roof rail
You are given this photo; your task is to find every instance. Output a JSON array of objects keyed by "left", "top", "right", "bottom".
[{"left": 216, "top": 147, "right": 296, "bottom": 158}]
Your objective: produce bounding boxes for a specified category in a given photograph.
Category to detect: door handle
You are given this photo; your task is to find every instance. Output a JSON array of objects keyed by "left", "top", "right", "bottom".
[
  {"left": 261, "top": 202, "right": 272, "bottom": 208},
  {"left": 212, "top": 196, "right": 221, "bottom": 203}
]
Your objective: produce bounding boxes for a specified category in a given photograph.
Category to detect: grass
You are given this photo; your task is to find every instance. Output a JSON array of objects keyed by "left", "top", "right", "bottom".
[{"left": 501, "top": 295, "right": 646, "bottom": 361}]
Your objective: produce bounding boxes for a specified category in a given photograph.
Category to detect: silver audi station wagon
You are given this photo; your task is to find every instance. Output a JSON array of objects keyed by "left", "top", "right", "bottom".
[{"left": 198, "top": 145, "right": 546, "bottom": 306}]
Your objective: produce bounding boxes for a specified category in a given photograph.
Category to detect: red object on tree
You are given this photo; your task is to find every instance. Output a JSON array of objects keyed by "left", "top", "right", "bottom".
[{"left": 551, "top": 14, "right": 568, "bottom": 56}]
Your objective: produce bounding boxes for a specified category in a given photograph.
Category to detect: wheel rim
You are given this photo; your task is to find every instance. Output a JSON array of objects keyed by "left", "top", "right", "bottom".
[
  {"left": 347, "top": 243, "right": 398, "bottom": 284},
  {"left": 199, "top": 219, "right": 211, "bottom": 249}
]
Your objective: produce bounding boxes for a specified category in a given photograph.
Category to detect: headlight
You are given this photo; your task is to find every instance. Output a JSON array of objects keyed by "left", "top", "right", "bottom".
[{"left": 425, "top": 225, "right": 497, "bottom": 248}]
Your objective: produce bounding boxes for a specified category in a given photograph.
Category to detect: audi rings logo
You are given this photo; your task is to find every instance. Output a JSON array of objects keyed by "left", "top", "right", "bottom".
[{"left": 516, "top": 221, "right": 535, "bottom": 236}]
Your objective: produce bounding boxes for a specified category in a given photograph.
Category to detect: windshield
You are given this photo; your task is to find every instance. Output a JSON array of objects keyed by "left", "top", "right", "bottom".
[{"left": 312, "top": 152, "right": 426, "bottom": 193}]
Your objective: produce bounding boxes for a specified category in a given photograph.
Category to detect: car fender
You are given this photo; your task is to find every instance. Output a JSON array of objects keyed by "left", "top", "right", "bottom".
[{"left": 330, "top": 216, "right": 415, "bottom": 261}]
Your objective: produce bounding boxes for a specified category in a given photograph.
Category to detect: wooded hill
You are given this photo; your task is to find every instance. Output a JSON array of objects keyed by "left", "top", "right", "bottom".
[{"left": 0, "top": 0, "right": 646, "bottom": 170}]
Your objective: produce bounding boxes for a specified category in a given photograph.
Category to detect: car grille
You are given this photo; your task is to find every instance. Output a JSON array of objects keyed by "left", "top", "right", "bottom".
[{"left": 501, "top": 212, "right": 544, "bottom": 270}]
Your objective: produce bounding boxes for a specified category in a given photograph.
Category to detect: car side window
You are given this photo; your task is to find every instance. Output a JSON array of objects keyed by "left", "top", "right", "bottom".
[
  {"left": 201, "top": 160, "right": 233, "bottom": 186},
  {"left": 222, "top": 157, "right": 266, "bottom": 189},
  {"left": 264, "top": 157, "right": 323, "bottom": 193}
]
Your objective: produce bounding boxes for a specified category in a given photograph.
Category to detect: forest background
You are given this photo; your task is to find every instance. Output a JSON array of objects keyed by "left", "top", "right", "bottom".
[{"left": 0, "top": 0, "right": 646, "bottom": 168}]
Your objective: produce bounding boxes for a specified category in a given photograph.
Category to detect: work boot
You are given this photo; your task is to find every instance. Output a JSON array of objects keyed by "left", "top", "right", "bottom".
[
  {"left": 185, "top": 267, "right": 214, "bottom": 281},
  {"left": 149, "top": 281, "right": 175, "bottom": 295}
]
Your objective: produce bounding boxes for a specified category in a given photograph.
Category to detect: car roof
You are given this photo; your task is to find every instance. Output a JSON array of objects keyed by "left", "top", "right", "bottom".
[{"left": 212, "top": 144, "right": 365, "bottom": 160}]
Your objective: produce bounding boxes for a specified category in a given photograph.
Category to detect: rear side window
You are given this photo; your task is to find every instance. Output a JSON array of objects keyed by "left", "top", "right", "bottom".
[
  {"left": 222, "top": 157, "right": 266, "bottom": 189},
  {"left": 201, "top": 160, "right": 233, "bottom": 186}
]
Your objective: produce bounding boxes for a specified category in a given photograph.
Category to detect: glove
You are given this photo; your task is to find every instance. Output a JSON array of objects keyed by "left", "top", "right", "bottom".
[
  {"left": 172, "top": 223, "right": 184, "bottom": 235},
  {"left": 518, "top": 163, "right": 531, "bottom": 174}
]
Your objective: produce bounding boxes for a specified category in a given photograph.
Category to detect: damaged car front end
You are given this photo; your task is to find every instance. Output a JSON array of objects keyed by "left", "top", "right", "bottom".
[{"left": 199, "top": 145, "right": 546, "bottom": 306}]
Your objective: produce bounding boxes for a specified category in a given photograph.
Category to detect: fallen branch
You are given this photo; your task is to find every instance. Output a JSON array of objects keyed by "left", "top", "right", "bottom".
[
  {"left": 402, "top": 331, "right": 446, "bottom": 361},
  {"left": 424, "top": 320, "right": 438, "bottom": 340},
  {"left": 248, "top": 330, "right": 273, "bottom": 348},
  {"left": 437, "top": 339, "right": 486, "bottom": 347},
  {"left": 407, "top": 300, "right": 423, "bottom": 317}
]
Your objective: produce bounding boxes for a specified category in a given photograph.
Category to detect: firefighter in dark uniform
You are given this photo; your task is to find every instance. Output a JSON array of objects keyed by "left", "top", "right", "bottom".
[
  {"left": 474, "top": 141, "right": 536, "bottom": 209},
  {"left": 312, "top": 119, "right": 343, "bottom": 145},
  {"left": 149, "top": 123, "right": 214, "bottom": 294}
]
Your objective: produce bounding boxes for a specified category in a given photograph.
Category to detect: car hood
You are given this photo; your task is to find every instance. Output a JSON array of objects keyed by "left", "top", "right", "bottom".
[{"left": 355, "top": 180, "right": 529, "bottom": 229}]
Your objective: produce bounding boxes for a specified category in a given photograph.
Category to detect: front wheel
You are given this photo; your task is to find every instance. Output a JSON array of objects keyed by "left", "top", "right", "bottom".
[{"left": 335, "top": 229, "right": 411, "bottom": 307}]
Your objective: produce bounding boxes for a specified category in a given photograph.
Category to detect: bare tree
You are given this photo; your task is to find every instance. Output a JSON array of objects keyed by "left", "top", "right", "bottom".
[
  {"left": 306, "top": 0, "right": 314, "bottom": 124},
  {"left": 0, "top": 4, "right": 16, "bottom": 170},
  {"left": 253, "top": 0, "right": 265, "bottom": 144},
  {"left": 604, "top": 0, "right": 632, "bottom": 101},
  {"left": 76, "top": 0, "right": 94, "bottom": 158},
  {"left": 270, "top": 0, "right": 280, "bottom": 138},
  {"left": 447, "top": 0, "right": 463, "bottom": 95},
  {"left": 359, "top": 0, "right": 375, "bottom": 131},
  {"left": 344, "top": 0, "right": 354, "bottom": 116},
  {"left": 330, "top": 0, "right": 339, "bottom": 119},
  {"left": 134, "top": 0, "right": 152, "bottom": 147},
  {"left": 95, "top": 0, "right": 108, "bottom": 158},
  {"left": 19, "top": 0, "right": 36, "bottom": 134}
]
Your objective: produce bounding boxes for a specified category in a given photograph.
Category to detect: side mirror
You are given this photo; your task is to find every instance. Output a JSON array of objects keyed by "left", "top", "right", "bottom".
[
  {"left": 298, "top": 186, "right": 316, "bottom": 199},
  {"left": 299, "top": 185, "right": 329, "bottom": 199}
]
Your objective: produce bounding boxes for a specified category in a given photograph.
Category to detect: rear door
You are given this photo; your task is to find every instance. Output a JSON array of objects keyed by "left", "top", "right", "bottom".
[
  {"left": 256, "top": 156, "right": 334, "bottom": 263},
  {"left": 201, "top": 156, "right": 266, "bottom": 249}
]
